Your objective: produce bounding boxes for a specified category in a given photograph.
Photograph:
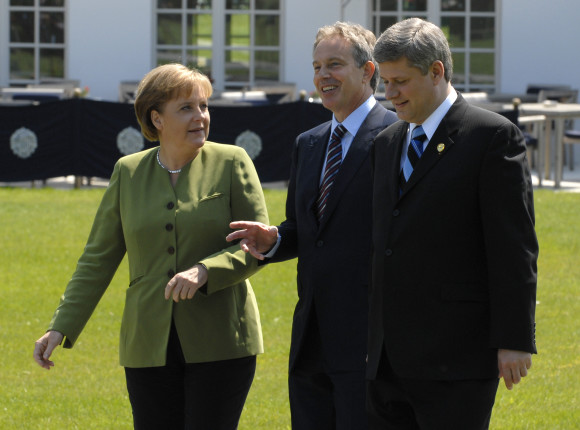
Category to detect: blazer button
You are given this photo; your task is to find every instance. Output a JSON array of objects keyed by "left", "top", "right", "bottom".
[
  {"left": 168, "top": 246, "right": 175, "bottom": 255},
  {"left": 316, "top": 240, "right": 324, "bottom": 247},
  {"left": 167, "top": 269, "right": 175, "bottom": 278},
  {"left": 165, "top": 223, "right": 173, "bottom": 231},
  {"left": 385, "top": 249, "right": 393, "bottom": 257},
  {"left": 167, "top": 202, "right": 175, "bottom": 210},
  {"left": 392, "top": 209, "right": 400, "bottom": 217}
]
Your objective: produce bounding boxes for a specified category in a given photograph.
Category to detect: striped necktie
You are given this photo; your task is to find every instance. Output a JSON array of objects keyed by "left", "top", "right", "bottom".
[
  {"left": 400, "top": 125, "right": 426, "bottom": 190},
  {"left": 316, "top": 124, "right": 347, "bottom": 221}
]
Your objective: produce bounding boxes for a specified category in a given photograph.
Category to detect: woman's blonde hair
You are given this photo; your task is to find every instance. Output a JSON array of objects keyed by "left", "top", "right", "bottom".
[{"left": 134, "top": 63, "right": 213, "bottom": 141}]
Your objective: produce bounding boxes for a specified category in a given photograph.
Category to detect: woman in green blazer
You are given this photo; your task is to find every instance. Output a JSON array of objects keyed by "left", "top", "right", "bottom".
[{"left": 33, "top": 64, "right": 269, "bottom": 429}]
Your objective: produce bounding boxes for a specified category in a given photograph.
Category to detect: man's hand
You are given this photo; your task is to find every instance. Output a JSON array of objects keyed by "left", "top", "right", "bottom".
[
  {"left": 165, "top": 264, "right": 208, "bottom": 302},
  {"left": 33, "top": 330, "right": 64, "bottom": 370},
  {"left": 498, "top": 349, "right": 532, "bottom": 390},
  {"left": 226, "top": 221, "right": 278, "bottom": 260}
]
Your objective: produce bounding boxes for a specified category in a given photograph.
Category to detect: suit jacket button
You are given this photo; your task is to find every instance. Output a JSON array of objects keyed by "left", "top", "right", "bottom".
[
  {"left": 167, "top": 269, "right": 175, "bottom": 278},
  {"left": 392, "top": 209, "right": 400, "bottom": 217},
  {"left": 385, "top": 249, "right": 392, "bottom": 256},
  {"left": 168, "top": 246, "right": 175, "bottom": 255},
  {"left": 316, "top": 240, "right": 324, "bottom": 247},
  {"left": 167, "top": 201, "right": 175, "bottom": 209},
  {"left": 165, "top": 223, "right": 174, "bottom": 231}
]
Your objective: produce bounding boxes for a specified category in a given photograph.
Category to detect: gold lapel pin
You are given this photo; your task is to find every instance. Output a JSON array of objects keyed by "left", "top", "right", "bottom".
[{"left": 437, "top": 143, "right": 445, "bottom": 153}]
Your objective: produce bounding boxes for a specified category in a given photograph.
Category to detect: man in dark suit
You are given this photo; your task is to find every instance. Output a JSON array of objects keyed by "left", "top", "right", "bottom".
[
  {"left": 366, "top": 18, "right": 538, "bottom": 429},
  {"left": 227, "top": 22, "right": 397, "bottom": 429}
]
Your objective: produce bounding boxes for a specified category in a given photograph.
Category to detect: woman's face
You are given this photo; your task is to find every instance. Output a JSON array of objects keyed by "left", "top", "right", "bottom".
[{"left": 152, "top": 86, "right": 210, "bottom": 151}]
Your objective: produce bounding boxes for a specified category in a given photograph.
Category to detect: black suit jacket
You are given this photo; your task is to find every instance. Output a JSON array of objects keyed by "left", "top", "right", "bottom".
[
  {"left": 367, "top": 94, "right": 538, "bottom": 381},
  {"left": 271, "top": 102, "right": 397, "bottom": 372}
]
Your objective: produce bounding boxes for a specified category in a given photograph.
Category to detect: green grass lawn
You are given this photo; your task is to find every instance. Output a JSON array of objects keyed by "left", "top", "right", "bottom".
[{"left": 0, "top": 186, "right": 578, "bottom": 429}]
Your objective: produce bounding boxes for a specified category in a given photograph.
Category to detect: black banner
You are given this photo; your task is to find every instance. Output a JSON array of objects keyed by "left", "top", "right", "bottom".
[{"left": 0, "top": 99, "right": 331, "bottom": 183}]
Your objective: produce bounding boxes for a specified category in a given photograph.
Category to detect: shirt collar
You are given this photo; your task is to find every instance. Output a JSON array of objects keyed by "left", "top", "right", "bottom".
[
  {"left": 332, "top": 95, "right": 377, "bottom": 137},
  {"left": 409, "top": 88, "right": 457, "bottom": 141}
]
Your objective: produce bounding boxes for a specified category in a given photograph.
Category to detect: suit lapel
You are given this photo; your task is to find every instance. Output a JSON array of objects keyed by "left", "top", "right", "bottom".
[
  {"left": 304, "top": 125, "right": 331, "bottom": 230},
  {"left": 400, "top": 96, "right": 465, "bottom": 197},
  {"left": 318, "top": 105, "right": 384, "bottom": 229}
]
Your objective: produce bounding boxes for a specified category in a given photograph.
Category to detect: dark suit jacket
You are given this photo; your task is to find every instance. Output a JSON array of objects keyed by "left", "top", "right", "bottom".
[
  {"left": 367, "top": 94, "right": 538, "bottom": 381},
  {"left": 271, "top": 102, "right": 397, "bottom": 372}
]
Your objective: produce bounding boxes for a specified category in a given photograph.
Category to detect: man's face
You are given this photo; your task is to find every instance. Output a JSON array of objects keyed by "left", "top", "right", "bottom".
[
  {"left": 379, "top": 57, "right": 440, "bottom": 124},
  {"left": 313, "top": 36, "right": 370, "bottom": 122}
]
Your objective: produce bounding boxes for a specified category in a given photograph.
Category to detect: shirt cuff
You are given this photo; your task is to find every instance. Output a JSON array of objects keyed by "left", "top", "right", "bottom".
[{"left": 262, "top": 233, "right": 281, "bottom": 258}]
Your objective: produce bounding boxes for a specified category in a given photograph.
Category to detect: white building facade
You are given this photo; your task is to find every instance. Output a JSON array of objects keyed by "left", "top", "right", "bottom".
[{"left": 0, "top": 0, "right": 578, "bottom": 102}]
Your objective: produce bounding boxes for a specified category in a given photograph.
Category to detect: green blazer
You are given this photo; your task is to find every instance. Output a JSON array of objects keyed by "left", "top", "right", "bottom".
[{"left": 49, "top": 143, "right": 269, "bottom": 367}]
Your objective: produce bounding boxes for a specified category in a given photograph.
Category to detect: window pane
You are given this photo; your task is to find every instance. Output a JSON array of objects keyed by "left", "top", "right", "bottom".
[
  {"left": 255, "top": 15, "right": 279, "bottom": 46},
  {"left": 470, "top": 53, "right": 494, "bottom": 84},
  {"left": 377, "top": 16, "right": 397, "bottom": 34},
  {"left": 157, "top": 14, "right": 182, "bottom": 45},
  {"left": 451, "top": 52, "right": 465, "bottom": 84},
  {"left": 158, "top": 0, "right": 181, "bottom": 8},
  {"left": 225, "top": 50, "right": 249, "bottom": 82},
  {"left": 187, "top": 0, "right": 212, "bottom": 9},
  {"left": 226, "top": 14, "right": 250, "bottom": 47},
  {"left": 472, "top": 0, "right": 494, "bottom": 12},
  {"left": 10, "top": 12, "right": 35, "bottom": 43},
  {"left": 156, "top": 49, "right": 183, "bottom": 65},
  {"left": 11, "top": 0, "right": 33, "bottom": 5},
  {"left": 10, "top": 48, "right": 35, "bottom": 80},
  {"left": 471, "top": 17, "right": 494, "bottom": 48},
  {"left": 256, "top": 0, "right": 279, "bottom": 9},
  {"left": 40, "top": 48, "right": 64, "bottom": 78},
  {"left": 255, "top": 50, "right": 278, "bottom": 81},
  {"left": 378, "top": 0, "right": 397, "bottom": 10},
  {"left": 441, "top": 0, "right": 465, "bottom": 11},
  {"left": 441, "top": 17, "right": 465, "bottom": 48},
  {"left": 40, "top": 12, "right": 64, "bottom": 44},
  {"left": 40, "top": 0, "right": 65, "bottom": 6},
  {"left": 226, "top": 0, "right": 249, "bottom": 10},
  {"left": 187, "top": 14, "right": 212, "bottom": 46},
  {"left": 403, "top": 0, "right": 426, "bottom": 11},
  {"left": 187, "top": 49, "right": 212, "bottom": 76}
]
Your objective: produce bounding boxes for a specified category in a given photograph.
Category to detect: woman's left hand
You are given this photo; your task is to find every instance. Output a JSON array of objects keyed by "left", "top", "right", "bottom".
[{"left": 165, "top": 264, "right": 208, "bottom": 302}]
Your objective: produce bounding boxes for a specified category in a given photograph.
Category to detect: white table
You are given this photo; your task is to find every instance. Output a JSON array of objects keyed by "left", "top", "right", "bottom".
[{"left": 518, "top": 102, "right": 580, "bottom": 188}]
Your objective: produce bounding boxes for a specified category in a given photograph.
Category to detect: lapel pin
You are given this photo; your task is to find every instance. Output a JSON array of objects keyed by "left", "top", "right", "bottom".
[{"left": 437, "top": 143, "right": 445, "bottom": 153}]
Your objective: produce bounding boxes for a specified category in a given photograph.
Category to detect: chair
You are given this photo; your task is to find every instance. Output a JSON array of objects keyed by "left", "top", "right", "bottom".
[
  {"left": 498, "top": 109, "right": 546, "bottom": 174},
  {"left": 538, "top": 89, "right": 579, "bottom": 169},
  {"left": 563, "top": 130, "right": 580, "bottom": 170}
]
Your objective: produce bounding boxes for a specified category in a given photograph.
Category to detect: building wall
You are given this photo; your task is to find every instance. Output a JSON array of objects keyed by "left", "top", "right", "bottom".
[
  {"left": 68, "top": 0, "right": 153, "bottom": 101},
  {"left": 499, "top": 0, "right": 580, "bottom": 95},
  {"left": 3, "top": 0, "right": 580, "bottom": 104}
]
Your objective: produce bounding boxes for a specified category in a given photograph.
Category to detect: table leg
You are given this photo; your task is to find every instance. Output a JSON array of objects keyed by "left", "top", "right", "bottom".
[
  {"left": 554, "top": 118, "right": 564, "bottom": 188},
  {"left": 536, "top": 120, "right": 546, "bottom": 187},
  {"left": 544, "top": 119, "right": 552, "bottom": 180}
]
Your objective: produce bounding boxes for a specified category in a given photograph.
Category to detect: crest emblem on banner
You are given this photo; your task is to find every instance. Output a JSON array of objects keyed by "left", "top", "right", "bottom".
[
  {"left": 10, "top": 127, "right": 38, "bottom": 159},
  {"left": 235, "top": 130, "right": 262, "bottom": 160},
  {"left": 117, "top": 127, "right": 144, "bottom": 155}
]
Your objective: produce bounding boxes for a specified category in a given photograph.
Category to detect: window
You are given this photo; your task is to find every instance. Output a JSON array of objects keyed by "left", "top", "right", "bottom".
[
  {"left": 155, "top": 0, "right": 282, "bottom": 91},
  {"left": 371, "top": 0, "right": 498, "bottom": 92},
  {"left": 8, "top": 0, "right": 66, "bottom": 85}
]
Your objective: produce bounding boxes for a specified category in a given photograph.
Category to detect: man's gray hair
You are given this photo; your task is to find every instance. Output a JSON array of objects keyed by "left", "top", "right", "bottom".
[{"left": 374, "top": 18, "right": 453, "bottom": 82}]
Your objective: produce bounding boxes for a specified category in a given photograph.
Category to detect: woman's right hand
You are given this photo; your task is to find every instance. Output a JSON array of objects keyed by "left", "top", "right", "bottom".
[{"left": 33, "top": 330, "right": 64, "bottom": 370}]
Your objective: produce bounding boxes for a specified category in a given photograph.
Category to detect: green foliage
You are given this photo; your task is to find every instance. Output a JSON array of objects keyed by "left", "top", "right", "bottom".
[{"left": 0, "top": 187, "right": 578, "bottom": 429}]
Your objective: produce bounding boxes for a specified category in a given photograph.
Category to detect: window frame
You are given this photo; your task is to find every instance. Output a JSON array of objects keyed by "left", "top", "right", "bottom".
[
  {"left": 370, "top": 0, "right": 500, "bottom": 93},
  {"left": 153, "top": 0, "right": 283, "bottom": 92},
  {"left": 6, "top": 0, "right": 68, "bottom": 86}
]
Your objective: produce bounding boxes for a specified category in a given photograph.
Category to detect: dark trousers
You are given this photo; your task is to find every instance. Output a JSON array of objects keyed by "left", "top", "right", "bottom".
[
  {"left": 289, "top": 312, "right": 368, "bottom": 430},
  {"left": 124, "top": 321, "right": 256, "bottom": 430},
  {"left": 366, "top": 350, "right": 499, "bottom": 430}
]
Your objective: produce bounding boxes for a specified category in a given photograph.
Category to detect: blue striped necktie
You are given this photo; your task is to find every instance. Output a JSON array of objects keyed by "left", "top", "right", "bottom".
[
  {"left": 316, "top": 124, "right": 347, "bottom": 221},
  {"left": 400, "top": 125, "right": 426, "bottom": 190}
]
